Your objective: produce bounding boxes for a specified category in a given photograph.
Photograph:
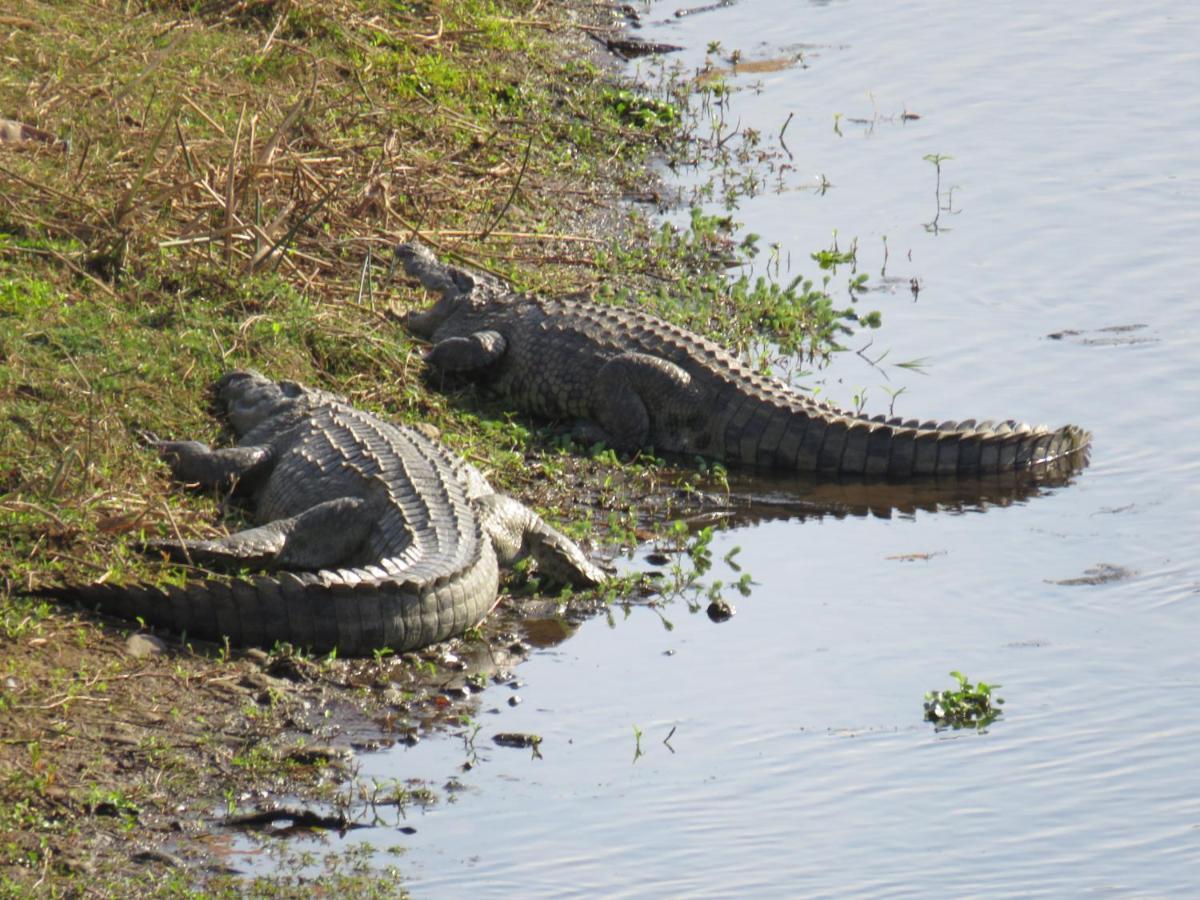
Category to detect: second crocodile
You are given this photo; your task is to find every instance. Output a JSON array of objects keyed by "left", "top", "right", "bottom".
[
  {"left": 397, "top": 242, "right": 1090, "bottom": 477},
  {"left": 38, "top": 371, "right": 605, "bottom": 655}
]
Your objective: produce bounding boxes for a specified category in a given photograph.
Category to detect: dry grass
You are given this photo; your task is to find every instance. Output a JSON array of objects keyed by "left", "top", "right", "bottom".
[
  {"left": 0, "top": 0, "right": 669, "bottom": 582},
  {"left": 0, "top": 0, "right": 676, "bottom": 891},
  {"left": 3, "top": 0, "right": 649, "bottom": 281}
]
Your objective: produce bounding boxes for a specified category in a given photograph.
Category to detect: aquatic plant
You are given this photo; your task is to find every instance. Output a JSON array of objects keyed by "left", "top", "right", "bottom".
[{"left": 923, "top": 671, "right": 1004, "bottom": 731}]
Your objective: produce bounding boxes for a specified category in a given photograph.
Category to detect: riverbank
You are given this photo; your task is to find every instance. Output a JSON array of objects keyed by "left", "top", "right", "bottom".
[
  {"left": 0, "top": 0, "right": 862, "bottom": 892},
  {"left": 0, "top": 1, "right": 685, "bottom": 893}
]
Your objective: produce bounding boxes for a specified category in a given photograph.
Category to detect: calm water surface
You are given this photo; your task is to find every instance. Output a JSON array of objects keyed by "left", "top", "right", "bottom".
[{"left": 329, "top": 2, "right": 1200, "bottom": 894}]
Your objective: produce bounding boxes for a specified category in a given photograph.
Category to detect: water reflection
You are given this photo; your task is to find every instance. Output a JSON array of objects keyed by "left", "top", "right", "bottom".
[{"left": 675, "top": 448, "right": 1089, "bottom": 530}]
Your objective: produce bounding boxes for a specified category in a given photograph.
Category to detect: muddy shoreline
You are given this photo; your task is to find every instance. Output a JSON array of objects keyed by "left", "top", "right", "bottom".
[{"left": 0, "top": 1, "right": 719, "bottom": 893}]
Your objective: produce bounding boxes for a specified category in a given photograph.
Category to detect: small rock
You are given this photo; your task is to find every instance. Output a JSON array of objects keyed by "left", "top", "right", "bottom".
[
  {"left": 508, "top": 695, "right": 522, "bottom": 707},
  {"left": 125, "top": 633, "right": 168, "bottom": 658},
  {"left": 493, "top": 732, "right": 541, "bottom": 749},
  {"left": 706, "top": 599, "right": 735, "bottom": 623}
]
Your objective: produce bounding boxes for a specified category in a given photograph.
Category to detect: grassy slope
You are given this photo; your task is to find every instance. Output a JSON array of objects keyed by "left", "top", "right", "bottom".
[
  {"left": 0, "top": 0, "right": 680, "bottom": 893},
  {"left": 0, "top": 0, "right": 698, "bottom": 599}
]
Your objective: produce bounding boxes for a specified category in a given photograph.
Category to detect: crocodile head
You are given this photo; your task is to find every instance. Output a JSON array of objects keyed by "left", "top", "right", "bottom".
[
  {"left": 395, "top": 241, "right": 495, "bottom": 339},
  {"left": 214, "top": 370, "right": 305, "bottom": 435}
]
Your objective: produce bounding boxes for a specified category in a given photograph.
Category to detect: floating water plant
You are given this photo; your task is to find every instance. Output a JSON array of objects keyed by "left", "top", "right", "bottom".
[{"left": 923, "top": 671, "right": 1004, "bottom": 731}]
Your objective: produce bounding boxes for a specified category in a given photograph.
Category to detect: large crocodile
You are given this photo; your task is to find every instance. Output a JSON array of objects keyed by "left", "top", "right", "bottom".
[
  {"left": 40, "top": 371, "right": 605, "bottom": 655},
  {"left": 397, "top": 242, "right": 1090, "bottom": 477}
]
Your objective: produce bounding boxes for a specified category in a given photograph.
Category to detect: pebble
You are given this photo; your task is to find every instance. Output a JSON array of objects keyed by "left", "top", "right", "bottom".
[
  {"left": 706, "top": 599, "right": 735, "bottom": 623},
  {"left": 124, "top": 633, "right": 168, "bottom": 658}
]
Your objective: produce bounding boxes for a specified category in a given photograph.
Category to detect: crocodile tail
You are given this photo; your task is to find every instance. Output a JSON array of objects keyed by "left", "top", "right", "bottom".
[
  {"left": 33, "top": 558, "right": 500, "bottom": 656},
  {"left": 835, "top": 415, "right": 1091, "bottom": 477},
  {"left": 32, "top": 576, "right": 320, "bottom": 652},
  {"left": 749, "top": 399, "right": 1090, "bottom": 477}
]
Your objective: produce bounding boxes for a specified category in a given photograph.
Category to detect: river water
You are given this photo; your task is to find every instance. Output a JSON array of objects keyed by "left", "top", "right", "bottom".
[{"left": 305, "top": 2, "right": 1200, "bottom": 894}]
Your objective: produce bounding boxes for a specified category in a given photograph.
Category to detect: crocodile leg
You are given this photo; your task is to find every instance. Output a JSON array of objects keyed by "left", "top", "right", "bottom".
[
  {"left": 473, "top": 494, "right": 607, "bottom": 587},
  {"left": 583, "top": 352, "right": 695, "bottom": 453},
  {"left": 156, "top": 440, "right": 273, "bottom": 490},
  {"left": 425, "top": 329, "right": 507, "bottom": 372},
  {"left": 145, "top": 497, "right": 373, "bottom": 571}
]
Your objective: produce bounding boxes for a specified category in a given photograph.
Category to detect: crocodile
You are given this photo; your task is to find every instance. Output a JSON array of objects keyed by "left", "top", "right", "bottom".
[
  {"left": 39, "top": 371, "right": 605, "bottom": 655},
  {"left": 396, "top": 242, "right": 1091, "bottom": 477}
]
